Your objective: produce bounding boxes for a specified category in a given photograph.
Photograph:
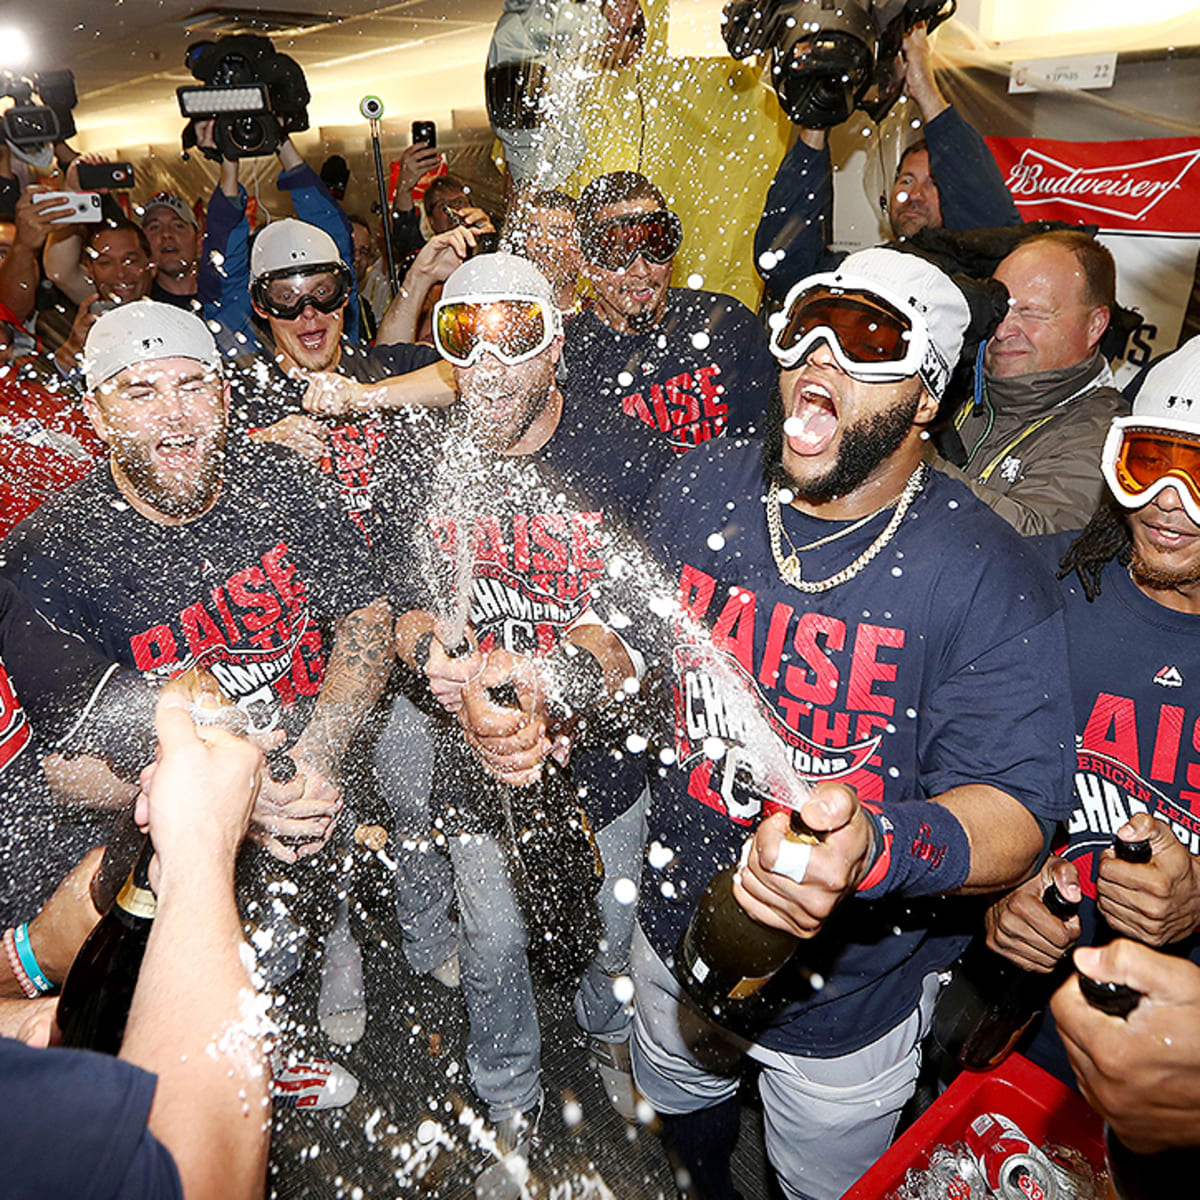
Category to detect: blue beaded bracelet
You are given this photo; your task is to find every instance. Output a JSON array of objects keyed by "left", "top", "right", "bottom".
[{"left": 13, "top": 922, "right": 53, "bottom": 995}]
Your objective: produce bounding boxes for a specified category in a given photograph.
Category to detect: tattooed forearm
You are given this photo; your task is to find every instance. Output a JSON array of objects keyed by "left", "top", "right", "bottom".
[{"left": 294, "top": 596, "right": 392, "bottom": 773}]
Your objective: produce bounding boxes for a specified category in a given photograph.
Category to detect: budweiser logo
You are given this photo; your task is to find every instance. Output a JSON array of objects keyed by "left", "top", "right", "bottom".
[{"left": 1004, "top": 146, "right": 1200, "bottom": 223}]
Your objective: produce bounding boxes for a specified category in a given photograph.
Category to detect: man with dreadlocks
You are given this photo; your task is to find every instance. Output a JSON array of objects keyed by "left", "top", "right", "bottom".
[{"left": 980, "top": 335, "right": 1200, "bottom": 1087}]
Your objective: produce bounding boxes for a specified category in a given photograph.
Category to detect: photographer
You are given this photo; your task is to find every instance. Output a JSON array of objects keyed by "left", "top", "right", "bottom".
[{"left": 755, "top": 24, "right": 1018, "bottom": 299}]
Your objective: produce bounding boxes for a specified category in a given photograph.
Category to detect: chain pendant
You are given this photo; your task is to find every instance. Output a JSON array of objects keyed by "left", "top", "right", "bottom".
[{"left": 783, "top": 553, "right": 801, "bottom": 581}]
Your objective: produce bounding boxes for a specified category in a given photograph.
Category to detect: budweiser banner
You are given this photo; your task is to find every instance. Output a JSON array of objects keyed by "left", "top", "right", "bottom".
[
  {"left": 985, "top": 136, "right": 1200, "bottom": 378},
  {"left": 984, "top": 136, "right": 1200, "bottom": 235}
]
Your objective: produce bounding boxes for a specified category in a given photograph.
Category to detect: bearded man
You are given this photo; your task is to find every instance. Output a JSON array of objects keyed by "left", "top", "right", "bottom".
[{"left": 632, "top": 248, "right": 1075, "bottom": 1200}]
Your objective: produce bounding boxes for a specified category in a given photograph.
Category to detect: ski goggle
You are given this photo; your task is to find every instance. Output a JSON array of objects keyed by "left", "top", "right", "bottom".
[
  {"left": 251, "top": 264, "right": 352, "bottom": 321},
  {"left": 433, "top": 294, "right": 560, "bottom": 367},
  {"left": 581, "top": 211, "right": 683, "bottom": 271},
  {"left": 1102, "top": 417, "right": 1200, "bottom": 526},
  {"left": 769, "top": 282, "right": 929, "bottom": 384}
]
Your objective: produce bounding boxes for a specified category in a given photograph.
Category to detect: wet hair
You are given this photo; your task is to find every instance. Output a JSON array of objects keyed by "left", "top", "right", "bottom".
[
  {"left": 86, "top": 218, "right": 152, "bottom": 260},
  {"left": 1056, "top": 495, "right": 1131, "bottom": 601},
  {"left": 1017, "top": 229, "right": 1116, "bottom": 312},
  {"left": 895, "top": 138, "right": 929, "bottom": 180},
  {"left": 423, "top": 174, "right": 469, "bottom": 218},
  {"left": 347, "top": 213, "right": 371, "bottom": 235},
  {"left": 577, "top": 171, "right": 666, "bottom": 238}
]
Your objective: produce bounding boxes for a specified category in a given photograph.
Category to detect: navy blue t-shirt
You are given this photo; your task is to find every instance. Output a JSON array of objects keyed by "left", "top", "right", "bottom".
[
  {"left": 642, "top": 439, "right": 1075, "bottom": 1056},
  {"left": 0, "top": 1037, "right": 182, "bottom": 1199},
  {"left": 373, "top": 405, "right": 671, "bottom": 827},
  {"left": 561, "top": 288, "right": 774, "bottom": 456},
  {"left": 230, "top": 338, "right": 441, "bottom": 534},
  {"left": 1, "top": 445, "right": 382, "bottom": 742},
  {"left": 1021, "top": 533, "right": 1200, "bottom": 1083}
]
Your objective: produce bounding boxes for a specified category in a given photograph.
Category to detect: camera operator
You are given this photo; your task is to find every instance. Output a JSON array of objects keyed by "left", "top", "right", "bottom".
[{"left": 755, "top": 24, "right": 1018, "bottom": 299}]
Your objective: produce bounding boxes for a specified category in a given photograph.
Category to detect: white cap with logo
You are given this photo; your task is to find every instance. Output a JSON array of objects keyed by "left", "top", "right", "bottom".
[
  {"left": 1126, "top": 336, "right": 1200, "bottom": 435},
  {"left": 83, "top": 300, "right": 221, "bottom": 392},
  {"left": 251, "top": 218, "right": 344, "bottom": 281}
]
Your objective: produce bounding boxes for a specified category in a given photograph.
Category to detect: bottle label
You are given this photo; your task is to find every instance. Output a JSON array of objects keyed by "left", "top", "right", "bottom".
[
  {"left": 691, "top": 956, "right": 710, "bottom": 984},
  {"left": 728, "top": 973, "right": 773, "bottom": 1000},
  {"left": 116, "top": 877, "right": 157, "bottom": 921}
]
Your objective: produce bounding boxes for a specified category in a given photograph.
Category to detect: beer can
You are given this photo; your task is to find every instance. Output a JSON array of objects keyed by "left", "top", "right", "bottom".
[{"left": 964, "top": 1112, "right": 1058, "bottom": 1200}]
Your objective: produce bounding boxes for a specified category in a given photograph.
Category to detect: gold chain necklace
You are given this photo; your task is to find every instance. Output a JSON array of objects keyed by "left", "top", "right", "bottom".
[{"left": 766, "top": 463, "right": 928, "bottom": 593}]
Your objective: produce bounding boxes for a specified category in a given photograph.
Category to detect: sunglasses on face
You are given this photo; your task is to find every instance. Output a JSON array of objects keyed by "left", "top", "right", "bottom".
[
  {"left": 1104, "top": 422, "right": 1200, "bottom": 526},
  {"left": 581, "top": 211, "right": 682, "bottom": 272},
  {"left": 433, "top": 297, "right": 557, "bottom": 367},
  {"left": 252, "top": 265, "right": 352, "bottom": 321},
  {"left": 769, "top": 285, "right": 924, "bottom": 381}
]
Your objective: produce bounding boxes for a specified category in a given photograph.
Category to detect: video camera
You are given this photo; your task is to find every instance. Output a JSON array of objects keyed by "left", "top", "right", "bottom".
[
  {"left": 177, "top": 34, "right": 309, "bottom": 161},
  {"left": 0, "top": 69, "right": 77, "bottom": 165},
  {"left": 722, "top": 0, "right": 955, "bottom": 129}
]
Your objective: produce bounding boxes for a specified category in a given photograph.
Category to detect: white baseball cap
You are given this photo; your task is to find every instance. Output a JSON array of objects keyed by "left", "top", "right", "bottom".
[
  {"left": 83, "top": 300, "right": 221, "bottom": 392},
  {"left": 771, "top": 247, "right": 971, "bottom": 401},
  {"left": 250, "top": 218, "right": 344, "bottom": 281}
]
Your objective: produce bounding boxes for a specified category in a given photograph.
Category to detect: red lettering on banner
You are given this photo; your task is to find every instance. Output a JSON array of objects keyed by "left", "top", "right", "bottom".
[
  {"left": 984, "top": 136, "right": 1200, "bottom": 234},
  {"left": 1082, "top": 693, "right": 1140, "bottom": 772}
]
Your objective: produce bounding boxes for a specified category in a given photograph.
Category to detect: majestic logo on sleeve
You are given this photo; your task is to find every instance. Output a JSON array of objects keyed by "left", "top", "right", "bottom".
[
  {"left": 619, "top": 364, "right": 729, "bottom": 455},
  {"left": 671, "top": 564, "right": 903, "bottom": 825},
  {"left": 127, "top": 541, "right": 323, "bottom": 733},
  {"left": 0, "top": 659, "right": 31, "bottom": 773},
  {"left": 428, "top": 510, "right": 604, "bottom": 654}
]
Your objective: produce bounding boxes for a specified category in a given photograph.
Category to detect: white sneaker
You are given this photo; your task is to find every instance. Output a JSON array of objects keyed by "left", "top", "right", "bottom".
[
  {"left": 272, "top": 1056, "right": 360, "bottom": 1110},
  {"left": 431, "top": 948, "right": 461, "bottom": 989}
]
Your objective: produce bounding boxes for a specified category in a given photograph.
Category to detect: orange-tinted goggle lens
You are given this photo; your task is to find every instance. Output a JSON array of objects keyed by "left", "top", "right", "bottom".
[
  {"left": 435, "top": 300, "right": 549, "bottom": 364},
  {"left": 775, "top": 288, "right": 913, "bottom": 365},
  {"left": 1115, "top": 430, "right": 1200, "bottom": 503}
]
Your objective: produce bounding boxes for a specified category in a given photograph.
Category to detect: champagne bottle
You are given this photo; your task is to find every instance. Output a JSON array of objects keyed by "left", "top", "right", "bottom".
[
  {"left": 932, "top": 882, "right": 1080, "bottom": 1072},
  {"left": 57, "top": 837, "right": 156, "bottom": 1055},
  {"left": 1079, "top": 835, "right": 1153, "bottom": 1016},
  {"left": 674, "top": 809, "right": 817, "bottom": 1022}
]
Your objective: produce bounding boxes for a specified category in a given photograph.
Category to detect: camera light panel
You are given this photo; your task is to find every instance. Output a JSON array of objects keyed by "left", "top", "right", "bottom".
[{"left": 177, "top": 84, "right": 270, "bottom": 117}]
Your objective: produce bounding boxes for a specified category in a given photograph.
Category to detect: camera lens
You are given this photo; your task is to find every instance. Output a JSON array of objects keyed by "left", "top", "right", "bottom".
[{"left": 228, "top": 115, "right": 267, "bottom": 154}]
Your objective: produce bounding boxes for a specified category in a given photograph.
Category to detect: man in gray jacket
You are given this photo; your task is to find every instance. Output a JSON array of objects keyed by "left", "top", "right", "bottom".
[{"left": 935, "top": 229, "right": 1128, "bottom": 535}]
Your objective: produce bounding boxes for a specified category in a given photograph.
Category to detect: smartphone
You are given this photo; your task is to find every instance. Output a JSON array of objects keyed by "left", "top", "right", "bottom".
[
  {"left": 76, "top": 161, "right": 135, "bottom": 190},
  {"left": 412, "top": 120, "right": 436, "bottom": 148},
  {"left": 39, "top": 191, "right": 103, "bottom": 223}
]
